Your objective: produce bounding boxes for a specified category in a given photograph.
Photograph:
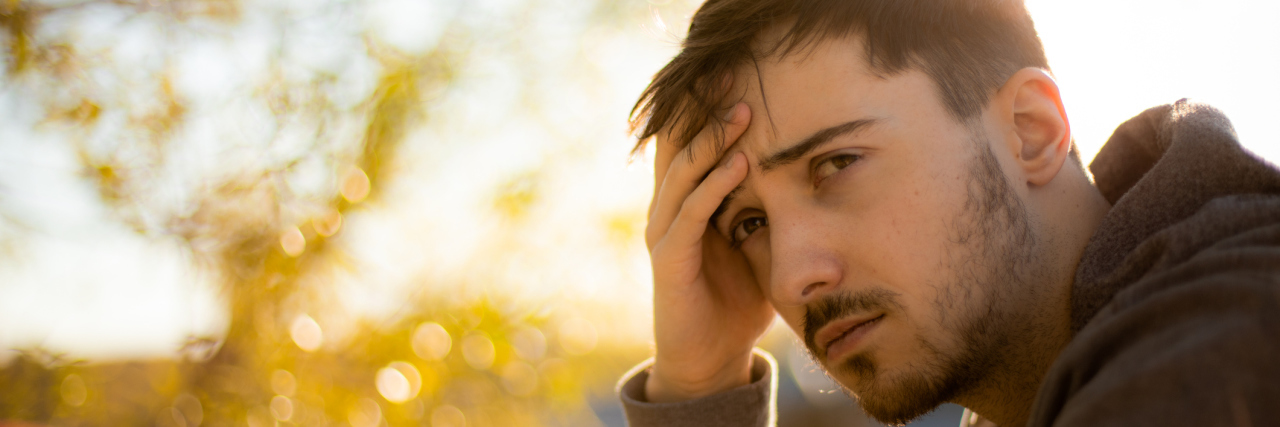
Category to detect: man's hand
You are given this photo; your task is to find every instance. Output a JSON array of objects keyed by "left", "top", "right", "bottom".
[{"left": 644, "top": 103, "right": 776, "bottom": 403}]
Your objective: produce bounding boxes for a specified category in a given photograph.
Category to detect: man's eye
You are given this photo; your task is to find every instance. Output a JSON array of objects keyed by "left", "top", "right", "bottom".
[
  {"left": 732, "top": 217, "right": 768, "bottom": 245},
  {"left": 814, "top": 154, "right": 861, "bottom": 184}
]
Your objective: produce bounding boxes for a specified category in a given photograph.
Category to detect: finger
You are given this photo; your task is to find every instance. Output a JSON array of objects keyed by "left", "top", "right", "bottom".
[
  {"left": 663, "top": 152, "right": 747, "bottom": 251},
  {"left": 649, "top": 116, "right": 718, "bottom": 218},
  {"left": 670, "top": 102, "right": 750, "bottom": 180},
  {"left": 648, "top": 127, "right": 680, "bottom": 219},
  {"left": 647, "top": 104, "right": 751, "bottom": 246},
  {"left": 651, "top": 69, "right": 746, "bottom": 207},
  {"left": 651, "top": 103, "right": 750, "bottom": 236}
]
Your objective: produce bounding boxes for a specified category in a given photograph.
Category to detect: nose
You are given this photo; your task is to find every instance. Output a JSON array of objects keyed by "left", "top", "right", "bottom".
[{"left": 767, "top": 213, "right": 844, "bottom": 308}]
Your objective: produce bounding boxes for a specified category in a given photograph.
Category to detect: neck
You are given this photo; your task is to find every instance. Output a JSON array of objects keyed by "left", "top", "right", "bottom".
[
  {"left": 956, "top": 163, "right": 1112, "bottom": 427},
  {"left": 954, "top": 313, "right": 1071, "bottom": 427}
]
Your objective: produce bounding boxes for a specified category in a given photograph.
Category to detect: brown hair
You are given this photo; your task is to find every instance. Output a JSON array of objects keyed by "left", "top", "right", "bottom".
[{"left": 630, "top": 0, "right": 1051, "bottom": 154}]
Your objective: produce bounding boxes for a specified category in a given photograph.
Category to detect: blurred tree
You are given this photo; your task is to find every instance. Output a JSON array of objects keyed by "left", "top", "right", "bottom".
[{"left": 0, "top": 0, "right": 681, "bottom": 425}]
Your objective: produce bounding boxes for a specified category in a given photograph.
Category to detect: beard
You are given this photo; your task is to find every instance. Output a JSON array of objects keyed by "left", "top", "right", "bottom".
[{"left": 801, "top": 131, "right": 1049, "bottom": 425}]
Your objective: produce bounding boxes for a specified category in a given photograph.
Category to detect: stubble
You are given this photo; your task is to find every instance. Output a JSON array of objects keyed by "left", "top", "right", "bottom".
[{"left": 802, "top": 130, "right": 1048, "bottom": 425}]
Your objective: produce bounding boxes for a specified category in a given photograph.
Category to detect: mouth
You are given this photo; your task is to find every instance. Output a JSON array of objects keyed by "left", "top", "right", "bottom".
[{"left": 816, "top": 314, "right": 885, "bottom": 361}]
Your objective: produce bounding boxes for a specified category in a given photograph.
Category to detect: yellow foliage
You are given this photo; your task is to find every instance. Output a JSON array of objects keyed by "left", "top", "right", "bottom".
[
  {"left": 0, "top": 0, "right": 663, "bottom": 425},
  {"left": 494, "top": 173, "right": 540, "bottom": 220}
]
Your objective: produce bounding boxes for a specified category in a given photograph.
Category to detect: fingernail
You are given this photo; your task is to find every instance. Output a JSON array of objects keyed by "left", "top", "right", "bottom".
[
  {"left": 723, "top": 105, "right": 737, "bottom": 122},
  {"left": 723, "top": 153, "right": 737, "bottom": 169}
]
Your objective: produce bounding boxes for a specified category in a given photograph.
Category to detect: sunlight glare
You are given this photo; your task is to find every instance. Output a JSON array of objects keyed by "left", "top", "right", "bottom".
[
  {"left": 1025, "top": 0, "right": 1280, "bottom": 162},
  {"left": 367, "top": 0, "right": 459, "bottom": 54}
]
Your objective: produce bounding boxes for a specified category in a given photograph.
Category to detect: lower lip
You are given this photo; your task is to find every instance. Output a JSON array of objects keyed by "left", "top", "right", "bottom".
[{"left": 825, "top": 316, "right": 883, "bottom": 362}]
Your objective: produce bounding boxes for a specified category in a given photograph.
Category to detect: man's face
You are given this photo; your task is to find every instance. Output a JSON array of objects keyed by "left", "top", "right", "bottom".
[{"left": 710, "top": 37, "right": 1049, "bottom": 423}]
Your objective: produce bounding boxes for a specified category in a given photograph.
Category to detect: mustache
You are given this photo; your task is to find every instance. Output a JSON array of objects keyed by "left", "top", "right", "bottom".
[{"left": 802, "top": 288, "right": 903, "bottom": 355}]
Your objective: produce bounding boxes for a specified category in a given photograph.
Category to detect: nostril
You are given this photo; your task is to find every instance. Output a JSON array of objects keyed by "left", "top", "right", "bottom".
[{"left": 801, "top": 282, "right": 823, "bottom": 297}]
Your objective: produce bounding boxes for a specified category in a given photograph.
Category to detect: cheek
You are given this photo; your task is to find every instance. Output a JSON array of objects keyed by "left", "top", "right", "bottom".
[
  {"left": 852, "top": 178, "right": 960, "bottom": 294},
  {"left": 776, "top": 308, "right": 809, "bottom": 342},
  {"left": 743, "top": 234, "right": 773, "bottom": 299},
  {"left": 845, "top": 147, "right": 977, "bottom": 344}
]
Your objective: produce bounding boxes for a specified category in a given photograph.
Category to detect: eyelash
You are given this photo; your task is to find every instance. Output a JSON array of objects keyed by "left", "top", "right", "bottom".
[
  {"left": 813, "top": 153, "right": 862, "bottom": 186},
  {"left": 730, "top": 216, "right": 767, "bottom": 248},
  {"left": 728, "top": 153, "right": 862, "bottom": 248}
]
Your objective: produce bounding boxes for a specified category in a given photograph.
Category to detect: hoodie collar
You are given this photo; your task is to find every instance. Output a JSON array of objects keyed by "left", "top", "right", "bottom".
[{"left": 1070, "top": 99, "right": 1280, "bottom": 332}]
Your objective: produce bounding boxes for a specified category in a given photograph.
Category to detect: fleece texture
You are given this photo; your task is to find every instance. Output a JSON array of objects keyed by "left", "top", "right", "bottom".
[{"left": 1029, "top": 101, "right": 1280, "bottom": 427}]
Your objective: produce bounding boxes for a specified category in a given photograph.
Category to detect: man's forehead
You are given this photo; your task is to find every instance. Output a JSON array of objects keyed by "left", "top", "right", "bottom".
[
  {"left": 724, "top": 67, "right": 775, "bottom": 158},
  {"left": 722, "top": 35, "right": 884, "bottom": 161}
]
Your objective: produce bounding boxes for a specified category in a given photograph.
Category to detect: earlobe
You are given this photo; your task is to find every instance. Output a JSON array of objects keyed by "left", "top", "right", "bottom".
[{"left": 1003, "top": 68, "right": 1071, "bottom": 187}]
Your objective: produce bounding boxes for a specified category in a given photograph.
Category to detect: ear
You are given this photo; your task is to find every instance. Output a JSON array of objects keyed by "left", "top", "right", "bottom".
[{"left": 993, "top": 68, "right": 1071, "bottom": 187}]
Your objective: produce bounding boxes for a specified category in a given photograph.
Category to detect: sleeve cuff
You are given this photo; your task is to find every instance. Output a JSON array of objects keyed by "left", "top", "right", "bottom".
[{"left": 616, "top": 348, "right": 777, "bottom": 427}]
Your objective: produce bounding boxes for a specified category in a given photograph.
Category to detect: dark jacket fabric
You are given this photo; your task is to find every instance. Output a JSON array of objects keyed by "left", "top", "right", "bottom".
[
  {"left": 618, "top": 101, "right": 1280, "bottom": 427},
  {"left": 1029, "top": 101, "right": 1280, "bottom": 426}
]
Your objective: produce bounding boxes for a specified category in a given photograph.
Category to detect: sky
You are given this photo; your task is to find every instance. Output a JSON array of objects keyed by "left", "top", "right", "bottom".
[{"left": 1, "top": 0, "right": 1277, "bottom": 361}]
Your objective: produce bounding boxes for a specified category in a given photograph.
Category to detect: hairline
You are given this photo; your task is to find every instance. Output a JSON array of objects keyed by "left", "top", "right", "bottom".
[{"left": 662, "top": 29, "right": 984, "bottom": 154}]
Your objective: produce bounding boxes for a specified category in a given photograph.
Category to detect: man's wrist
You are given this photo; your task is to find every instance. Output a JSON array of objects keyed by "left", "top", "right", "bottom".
[{"left": 644, "top": 353, "right": 755, "bottom": 403}]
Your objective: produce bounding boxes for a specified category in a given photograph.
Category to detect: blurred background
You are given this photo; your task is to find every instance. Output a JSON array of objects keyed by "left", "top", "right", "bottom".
[{"left": 0, "top": 0, "right": 1276, "bottom": 426}]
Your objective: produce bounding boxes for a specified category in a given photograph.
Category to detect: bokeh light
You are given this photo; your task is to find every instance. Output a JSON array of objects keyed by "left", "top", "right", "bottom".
[
  {"left": 313, "top": 210, "right": 343, "bottom": 237},
  {"left": 341, "top": 167, "right": 371, "bottom": 203},
  {"left": 348, "top": 398, "right": 383, "bottom": 427},
  {"left": 59, "top": 374, "right": 87, "bottom": 407},
  {"left": 172, "top": 394, "right": 203, "bottom": 427},
  {"left": 431, "top": 404, "right": 467, "bottom": 427},
  {"left": 0, "top": 0, "right": 1275, "bottom": 426},
  {"left": 510, "top": 325, "right": 547, "bottom": 361},
  {"left": 290, "top": 314, "right": 324, "bottom": 352},
  {"left": 460, "top": 331, "right": 496, "bottom": 371},
  {"left": 246, "top": 406, "right": 274, "bottom": 427},
  {"left": 500, "top": 361, "right": 539, "bottom": 397},
  {"left": 270, "top": 369, "right": 297, "bottom": 396},
  {"left": 376, "top": 361, "right": 423, "bottom": 403},
  {"left": 411, "top": 322, "right": 453, "bottom": 361},
  {"left": 280, "top": 226, "right": 306, "bottom": 257},
  {"left": 270, "top": 395, "right": 293, "bottom": 421},
  {"left": 557, "top": 318, "right": 599, "bottom": 356}
]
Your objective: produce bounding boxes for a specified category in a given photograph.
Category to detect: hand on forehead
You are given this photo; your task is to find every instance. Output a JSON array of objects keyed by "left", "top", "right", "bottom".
[
  {"left": 651, "top": 63, "right": 765, "bottom": 186},
  {"left": 678, "top": 37, "right": 889, "bottom": 172}
]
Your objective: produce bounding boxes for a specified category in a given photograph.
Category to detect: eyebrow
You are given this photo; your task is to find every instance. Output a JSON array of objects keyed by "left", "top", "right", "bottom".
[
  {"left": 709, "top": 118, "right": 880, "bottom": 231},
  {"left": 757, "top": 118, "right": 879, "bottom": 172}
]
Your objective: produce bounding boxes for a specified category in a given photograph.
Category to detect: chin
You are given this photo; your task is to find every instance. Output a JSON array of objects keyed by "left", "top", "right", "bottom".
[{"left": 827, "top": 353, "right": 956, "bottom": 426}]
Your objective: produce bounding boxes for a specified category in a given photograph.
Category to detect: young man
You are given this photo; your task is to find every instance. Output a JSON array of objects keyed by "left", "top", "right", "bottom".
[{"left": 616, "top": 0, "right": 1280, "bottom": 426}]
